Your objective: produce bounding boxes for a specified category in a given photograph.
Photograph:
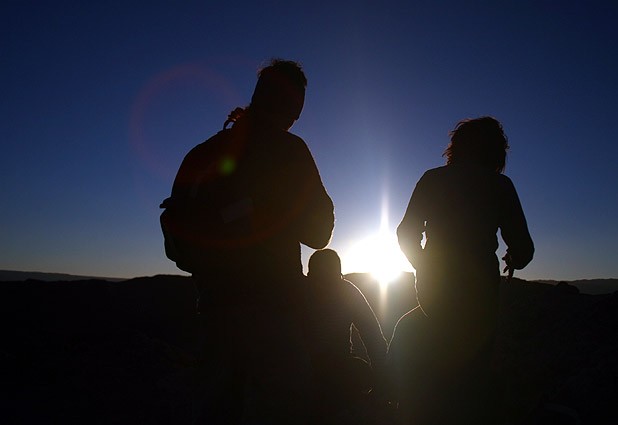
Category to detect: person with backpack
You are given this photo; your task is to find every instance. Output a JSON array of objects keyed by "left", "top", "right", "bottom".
[
  {"left": 389, "top": 116, "right": 534, "bottom": 424},
  {"left": 161, "top": 59, "right": 334, "bottom": 424}
]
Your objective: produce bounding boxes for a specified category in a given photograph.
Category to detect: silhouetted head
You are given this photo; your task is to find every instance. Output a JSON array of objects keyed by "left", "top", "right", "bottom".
[
  {"left": 249, "top": 59, "right": 307, "bottom": 130},
  {"left": 308, "top": 249, "right": 342, "bottom": 281},
  {"left": 443, "top": 116, "right": 509, "bottom": 173}
]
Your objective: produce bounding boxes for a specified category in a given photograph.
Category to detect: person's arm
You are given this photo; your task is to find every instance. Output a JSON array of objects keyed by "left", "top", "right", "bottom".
[
  {"left": 293, "top": 138, "right": 334, "bottom": 249},
  {"left": 397, "top": 173, "right": 429, "bottom": 270},
  {"left": 348, "top": 282, "right": 387, "bottom": 371},
  {"left": 499, "top": 176, "right": 534, "bottom": 270}
]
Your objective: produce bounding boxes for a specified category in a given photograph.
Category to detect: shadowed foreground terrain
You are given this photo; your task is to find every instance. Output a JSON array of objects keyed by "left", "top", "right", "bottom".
[{"left": 1, "top": 274, "right": 617, "bottom": 424}]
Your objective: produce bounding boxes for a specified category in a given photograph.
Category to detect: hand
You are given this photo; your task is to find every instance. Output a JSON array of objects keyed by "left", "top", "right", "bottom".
[{"left": 502, "top": 253, "right": 514, "bottom": 282}]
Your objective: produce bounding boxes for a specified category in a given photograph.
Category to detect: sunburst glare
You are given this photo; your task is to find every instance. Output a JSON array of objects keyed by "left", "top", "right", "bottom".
[
  {"left": 341, "top": 193, "right": 414, "bottom": 288},
  {"left": 342, "top": 231, "right": 413, "bottom": 289}
]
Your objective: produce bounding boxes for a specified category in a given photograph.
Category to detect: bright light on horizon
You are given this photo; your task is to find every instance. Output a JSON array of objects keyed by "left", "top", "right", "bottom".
[
  {"left": 340, "top": 190, "right": 414, "bottom": 288},
  {"left": 341, "top": 231, "right": 414, "bottom": 288}
]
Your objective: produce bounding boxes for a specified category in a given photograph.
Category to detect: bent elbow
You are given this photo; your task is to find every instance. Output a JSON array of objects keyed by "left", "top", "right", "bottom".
[
  {"left": 303, "top": 234, "right": 331, "bottom": 250},
  {"left": 300, "top": 202, "right": 334, "bottom": 249},
  {"left": 302, "top": 223, "right": 334, "bottom": 249},
  {"left": 518, "top": 248, "right": 535, "bottom": 270},
  {"left": 511, "top": 241, "right": 535, "bottom": 270}
]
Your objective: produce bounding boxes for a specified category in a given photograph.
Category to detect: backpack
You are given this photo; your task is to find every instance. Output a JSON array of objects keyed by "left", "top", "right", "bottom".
[
  {"left": 159, "top": 196, "right": 202, "bottom": 273},
  {"left": 160, "top": 129, "right": 255, "bottom": 273}
]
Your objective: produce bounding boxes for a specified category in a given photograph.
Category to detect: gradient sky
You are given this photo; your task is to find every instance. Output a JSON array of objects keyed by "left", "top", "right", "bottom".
[{"left": 3, "top": 1, "right": 617, "bottom": 281}]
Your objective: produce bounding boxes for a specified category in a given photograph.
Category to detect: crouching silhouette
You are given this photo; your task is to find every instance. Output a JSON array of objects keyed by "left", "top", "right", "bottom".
[{"left": 304, "top": 249, "right": 388, "bottom": 425}]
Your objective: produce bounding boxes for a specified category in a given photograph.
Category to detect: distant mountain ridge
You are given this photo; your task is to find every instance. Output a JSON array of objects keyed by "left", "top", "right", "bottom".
[
  {"left": 344, "top": 272, "right": 618, "bottom": 295},
  {"left": 0, "top": 269, "right": 127, "bottom": 282},
  {"left": 2, "top": 269, "right": 617, "bottom": 294},
  {"left": 531, "top": 278, "right": 618, "bottom": 295}
]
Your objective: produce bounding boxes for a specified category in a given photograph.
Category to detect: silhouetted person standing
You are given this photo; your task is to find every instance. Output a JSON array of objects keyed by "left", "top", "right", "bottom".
[
  {"left": 165, "top": 59, "right": 334, "bottom": 424},
  {"left": 305, "top": 249, "right": 387, "bottom": 425},
  {"left": 389, "top": 117, "right": 534, "bottom": 424}
]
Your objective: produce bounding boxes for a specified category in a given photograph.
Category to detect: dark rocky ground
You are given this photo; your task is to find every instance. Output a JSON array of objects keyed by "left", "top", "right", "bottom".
[{"left": 1, "top": 274, "right": 616, "bottom": 424}]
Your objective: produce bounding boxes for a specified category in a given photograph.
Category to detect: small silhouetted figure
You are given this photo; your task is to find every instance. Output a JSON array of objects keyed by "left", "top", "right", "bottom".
[
  {"left": 389, "top": 117, "right": 534, "bottom": 424},
  {"left": 305, "top": 249, "right": 387, "bottom": 425},
  {"left": 168, "top": 59, "right": 334, "bottom": 424}
]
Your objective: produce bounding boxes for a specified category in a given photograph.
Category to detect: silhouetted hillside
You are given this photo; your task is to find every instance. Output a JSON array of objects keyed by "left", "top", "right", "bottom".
[
  {"left": 534, "top": 278, "right": 618, "bottom": 295},
  {"left": 1, "top": 274, "right": 616, "bottom": 424},
  {"left": 0, "top": 269, "right": 127, "bottom": 282}
]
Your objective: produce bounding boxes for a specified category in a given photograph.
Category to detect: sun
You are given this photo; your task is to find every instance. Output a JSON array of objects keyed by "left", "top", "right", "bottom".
[{"left": 341, "top": 230, "right": 413, "bottom": 287}]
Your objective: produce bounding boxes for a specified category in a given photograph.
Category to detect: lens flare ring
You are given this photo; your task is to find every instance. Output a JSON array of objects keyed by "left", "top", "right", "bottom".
[{"left": 129, "top": 63, "right": 241, "bottom": 179}]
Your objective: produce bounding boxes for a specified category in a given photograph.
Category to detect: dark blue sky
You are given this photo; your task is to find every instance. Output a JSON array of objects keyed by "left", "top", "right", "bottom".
[{"left": 3, "top": 1, "right": 617, "bottom": 280}]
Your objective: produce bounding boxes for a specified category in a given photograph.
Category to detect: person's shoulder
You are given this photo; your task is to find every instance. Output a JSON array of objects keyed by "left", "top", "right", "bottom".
[
  {"left": 282, "top": 129, "right": 305, "bottom": 142},
  {"left": 341, "top": 278, "right": 369, "bottom": 301},
  {"left": 281, "top": 130, "right": 310, "bottom": 150},
  {"left": 417, "top": 165, "right": 447, "bottom": 183},
  {"left": 185, "top": 129, "right": 228, "bottom": 155},
  {"left": 495, "top": 173, "right": 516, "bottom": 189},
  {"left": 390, "top": 306, "right": 426, "bottom": 345},
  {"left": 342, "top": 277, "right": 361, "bottom": 291},
  {"left": 197, "top": 129, "right": 231, "bottom": 150},
  {"left": 277, "top": 131, "right": 316, "bottom": 163},
  {"left": 424, "top": 165, "right": 447, "bottom": 176},
  {"left": 496, "top": 173, "right": 513, "bottom": 183}
]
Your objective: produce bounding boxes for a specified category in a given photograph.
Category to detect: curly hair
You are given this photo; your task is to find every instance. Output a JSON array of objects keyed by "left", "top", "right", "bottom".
[
  {"left": 256, "top": 58, "right": 307, "bottom": 90},
  {"left": 443, "top": 116, "right": 510, "bottom": 173}
]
